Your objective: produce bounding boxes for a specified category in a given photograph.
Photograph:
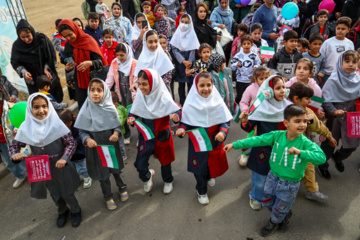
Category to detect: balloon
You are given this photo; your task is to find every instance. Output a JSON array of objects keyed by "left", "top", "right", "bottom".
[
  {"left": 241, "top": 0, "right": 251, "bottom": 5},
  {"left": 249, "top": 0, "right": 257, "bottom": 5},
  {"left": 318, "top": 0, "right": 335, "bottom": 14},
  {"left": 281, "top": 2, "right": 299, "bottom": 20},
  {"left": 235, "top": 0, "right": 241, "bottom": 4},
  {"left": 9, "top": 101, "right": 27, "bottom": 128}
]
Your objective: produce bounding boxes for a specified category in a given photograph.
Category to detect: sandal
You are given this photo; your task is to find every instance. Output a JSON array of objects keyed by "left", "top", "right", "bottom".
[
  {"left": 106, "top": 199, "right": 117, "bottom": 210},
  {"left": 120, "top": 191, "right": 129, "bottom": 202}
]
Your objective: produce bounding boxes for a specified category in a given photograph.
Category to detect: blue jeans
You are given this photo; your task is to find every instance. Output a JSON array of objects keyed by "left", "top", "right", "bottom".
[
  {"left": 250, "top": 170, "right": 267, "bottom": 202},
  {"left": 0, "top": 142, "right": 26, "bottom": 179},
  {"left": 262, "top": 171, "right": 300, "bottom": 224},
  {"left": 72, "top": 159, "right": 89, "bottom": 178}
]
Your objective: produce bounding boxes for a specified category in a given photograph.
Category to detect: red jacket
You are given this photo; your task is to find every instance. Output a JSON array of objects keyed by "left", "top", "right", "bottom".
[{"left": 100, "top": 41, "right": 118, "bottom": 65}]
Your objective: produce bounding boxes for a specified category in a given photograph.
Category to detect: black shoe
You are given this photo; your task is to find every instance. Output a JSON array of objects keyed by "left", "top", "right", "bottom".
[
  {"left": 278, "top": 210, "right": 293, "bottom": 232},
  {"left": 317, "top": 166, "right": 331, "bottom": 180},
  {"left": 260, "top": 219, "right": 279, "bottom": 237},
  {"left": 57, "top": 208, "right": 69, "bottom": 228},
  {"left": 71, "top": 209, "right": 82, "bottom": 227},
  {"left": 334, "top": 161, "right": 345, "bottom": 172}
]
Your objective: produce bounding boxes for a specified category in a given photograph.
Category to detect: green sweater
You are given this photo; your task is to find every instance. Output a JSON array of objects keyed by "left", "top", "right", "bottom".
[
  {"left": 233, "top": 131, "right": 326, "bottom": 182},
  {"left": 116, "top": 105, "right": 128, "bottom": 135}
]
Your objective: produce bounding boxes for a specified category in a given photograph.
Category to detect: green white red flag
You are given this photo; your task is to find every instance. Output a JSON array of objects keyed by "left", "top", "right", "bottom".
[
  {"left": 97, "top": 145, "right": 119, "bottom": 169},
  {"left": 186, "top": 128, "right": 213, "bottom": 152},
  {"left": 233, "top": 103, "right": 241, "bottom": 123},
  {"left": 248, "top": 92, "right": 265, "bottom": 115},
  {"left": 308, "top": 96, "right": 324, "bottom": 112},
  {"left": 134, "top": 119, "right": 155, "bottom": 141}
]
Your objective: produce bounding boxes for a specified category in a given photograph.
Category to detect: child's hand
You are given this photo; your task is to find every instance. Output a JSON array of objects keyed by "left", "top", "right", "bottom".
[
  {"left": 240, "top": 111, "right": 249, "bottom": 123},
  {"left": 288, "top": 147, "right": 301, "bottom": 155},
  {"left": 55, "top": 159, "right": 67, "bottom": 168},
  {"left": 260, "top": 57, "right": 267, "bottom": 64},
  {"left": 182, "top": 60, "right": 192, "bottom": 69},
  {"left": 317, "top": 72, "right": 324, "bottom": 78},
  {"left": 334, "top": 110, "right": 346, "bottom": 116},
  {"left": 316, "top": 109, "right": 325, "bottom": 119},
  {"left": 223, "top": 143, "right": 233, "bottom": 152},
  {"left": 175, "top": 128, "right": 186, "bottom": 137},
  {"left": 12, "top": 153, "right": 24, "bottom": 161},
  {"left": 306, "top": 113, "right": 314, "bottom": 122},
  {"left": 127, "top": 117, "right": 135, "bottom": 125},
  {"left": 328, "top": 137, "right": 337, "bottom": 147},
  {"left": 185, "top": 68, "right": 194, "bottom": 77},
  {"left": 9, "top": 97, "right": 16, "bottom": 103},
  {"left": 109, "top": 131, "right": 119, "bottom": 142},
  {"left": 129, "top": 83, "right": 138, "bottom": 92},
  {"left": 86, "top": 138, "right": 97, "bottom": 148},
  {"left": 215, "top": 132, "right": 225, "bottom": 142},
  {"left": 237, "top": 62, "right": 242, "bottom": 67},
  {"left": 170, "top": 114, "right": 179, "bottom": 122}
]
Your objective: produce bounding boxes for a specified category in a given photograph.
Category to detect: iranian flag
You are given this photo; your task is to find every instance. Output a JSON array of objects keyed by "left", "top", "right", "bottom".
[
  {"left": 308, "top": 96, "right": 324, "bottom": 112},
  {"left": 97, "top": 145, "right": 119, "bottom": 169},
  {"left": 187, "top": 128, "right": 213, "bottom": 152},
  {"left": 260, "top": 46, "right": 275, "bottom": 59},
  {"left": 134, "top": 119, "right": 155, "bottom": 141},
  {"left": 233, "top": 103, "right": 241, "bottom": 123},
  {"left": 248, "top": 92, "right": 265, "bottom": 115}
]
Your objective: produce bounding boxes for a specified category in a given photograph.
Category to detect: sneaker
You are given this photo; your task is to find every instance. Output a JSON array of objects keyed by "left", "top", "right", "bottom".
[
  {"left": 71, "top": 209, "right": 82, "bottom": 228},
  {"left": 278, "top": 210, "right": 292, "bottom": 232},
  {"left": 13, "top": 176, "right": 26, "bottom": 189},
  {"left": 106, "top": 199, "right": 117, "bottom": 211},
  {"left": 124, "top": 137, "right": 131, "bottom": 145},
  {"left": 83, "top": 177, "right": 92, "bottom": 189},
  {"left": 317, "top": 166, "right": 331, "bottom": 180},
  {"left": 238, "top": 154, "right": 249, "bottom": 167},
  {"left": 163, "top": 182, "right": 174, "bottom": 194},
  {"left": 144, "top": 169, "right": 155, "bottom": 193},
  {"left": 305, "top": 190, "right": 328, "bottom": 203},
  {"left": 197, "top": 192, "right": 209, "bottom": 205},
  {"left": 120, "top": 191, "right": 129, "bottom": 202},
  {"left": 260, "top": 219, "right": 279, "bottom": 237},
  {"left": 207, "top": 178, "right": 215, "bottom": 187},
  {"left": 249, "top": 198, "right": 262, "bottom": 211},
  {"left": 56, "top": 208, "right": 69, "bottom": 228},
  {"left": 123, "top": 156, "right": 127, "bottom": 161}
]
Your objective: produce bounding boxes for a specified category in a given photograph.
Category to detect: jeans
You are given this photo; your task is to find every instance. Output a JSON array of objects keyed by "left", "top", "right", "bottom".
[
  {"left": 250, "top": 170, "right": 268, "bottom": 202},
  {"left": 0, "top": 142, "right": 26, "bottom": 179},
  {"left": 72, "top": 159, "right": 89, "bottom": 178},
  {"left": 262, "top": 171, "right": 300, "bottom": 224}
]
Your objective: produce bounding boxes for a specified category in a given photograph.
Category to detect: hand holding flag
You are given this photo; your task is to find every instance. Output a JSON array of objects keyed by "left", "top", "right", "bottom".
[{"left": 186, "top": 128, "right": 213, "bottom": 152}]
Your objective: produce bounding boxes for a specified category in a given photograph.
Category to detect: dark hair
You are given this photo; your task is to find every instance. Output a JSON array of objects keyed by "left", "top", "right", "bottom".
[
  {"left": 59, "top": 109, "right": 76, "bottom": 125},
  {"left": 88, "top": 12, "right": 99, "bottom": 20},
  {"left": 237, "top": 23, "right": 248, "bottom": 33},
  {"left": 197, "top": 72, "right": 213, "bottom": 83},
  {"left": 55, "top": 19, "right": 62, "bottom": 28},
  {"left": 135, "top": 13, "right": 146, "bottom": 21},
  {"left": 142, "top": 1, "right": 151, "bottom": 8},
  {"left": 32, "top": 95, "right": 48, "bottom": 105},
  {"left": 145, "top": 30, "right": 158, "bottom": 41},
  {"left": 309, "top": 33, "right": 324, "bottom": 43},
  {"left": 343, "top": 50, "right": 359, "bottom": 62},
  {"left": 181, "top": 13, "right": 191, "bottom": 21},
  {"left": 250, "top": 23, "right": 263, "bottom": 32},
  {"left": 336, "top": 16, "right": 352, "bottom": 28},
  {"left": 138, "top": 70, "right": 150, "bottom": 79},
  {"left": 284, "top": 104, "right": 307, "bottom": 121},
  {"left": 284, "top": 30, "right": 298, "bottom": 41},
  {"left": 272, "top": 76, "right": 283, "bottom": 86},
  {"left": 298, "top": 38, "right": 309, "bottom": 48},
  {"left": 316, "top": 9, "right": 329, "bottom": 19},
  {"left": 198, "top": 43, "right": 213, "bottom": 53},
  {"left": 163, "top": 8, "right": 168, "bottom": 14},
  {"left": 111, "top": 2, "right": 122, "bottom": 9},
  {"left": 89, "top": 78, "right": 104, "bottom": 89},
  {"left": 17, "top": 28, "right": 32, "bottom": 35},
  {"left": 241, "top": 34, "right": 253, "bottom": 44},
  {"left": 111, "top": 91, "right": 119, "bottom": 103},
  {"left": 102, "top": 28, "right": 114, "bottom": 37},
  {"left": 357, "top": 48, "right": 360, "bottom": 55},
  {"left": 177, "top": 5, "right": 186, "bottom": 14},
  {"left": 154, "top": 4, "right": 164, "bottom": 13},
  {"left": 58, "top": 24, "right": 73, "bottom": 34},
  {"left": 36, "top": 75, "right": 51, "bottom": 90},
  {"left": 352, "top": 18, "right": 360, "bottom": 30},
  {"left": 288, "top": 82, "right": 314, "bottom": 101},
  {"left": 251, "top": 66, "right": 271, "bottom": 83},
  {"left": 159, "top": 34, "right": 167, "bottom": 41},
  {"left": 295, "top": 58, "right": 314, "bottom": 75},
  {"left": 72, "top": 18, "right": 84, "bottom": 29},
  {"left": 115, "top": 43, "right": 127, "bottom": 53}
]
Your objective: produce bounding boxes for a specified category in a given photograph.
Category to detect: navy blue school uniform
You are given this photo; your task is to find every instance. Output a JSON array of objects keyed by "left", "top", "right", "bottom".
[
  {"left": 84, "top": 25, "right": 104, "bottom": 46},
  {"left": 71, "top": 126, "right": 86, "bottom": 161}
]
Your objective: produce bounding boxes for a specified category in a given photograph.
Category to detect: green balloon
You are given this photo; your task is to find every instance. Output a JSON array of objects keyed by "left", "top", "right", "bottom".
[{"left": 9, "top": 101, "right": 27, "bottom": 128}]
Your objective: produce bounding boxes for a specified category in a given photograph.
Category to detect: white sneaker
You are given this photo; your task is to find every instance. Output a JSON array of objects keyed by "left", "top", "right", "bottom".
[
  {"left": 207, "top": 178, "right": 215, "bottom": 187},
  {"left": 123, "top": 156, "right": 127, "bottom": 161},
  {"left": 124, "top": 137, "right": 131, "bottom": 145},
  {"left": 144, "top": 169, "right": 155, "bottom": 193},
  {"left": 197, "top": 192, "right": 209, "bottom": 205},
  {"left": 83, "top": 177, "right": 92, "bottom": 189},
  {"left": 13, "top": 176, "right": 26, "bottom": 189},
  {"left": 238, "top": 154, "right": 249, "bottom": 167},
  {"left": 249, "top": 198, "right": 262, "bottom": 210},
  {"left": 163, "top": 182, "right": 174, "bottom": 194}
]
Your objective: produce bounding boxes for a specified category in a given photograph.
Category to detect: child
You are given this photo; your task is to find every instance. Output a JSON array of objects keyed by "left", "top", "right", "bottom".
[
  {"left": 51, "top": 19, "right": 67, "bottom": 60},
  {"left": 250, "top": 23, "right": 268, "bottom": 64},
  {"left": 231, "top": 35, "right": 261, "bottom": 104},
  {"left": 296, "top": 38, "right": 309, "bottom": 54},
  {"left": 36, "top": 75, "right": 67, "bottom": 111},
  {"left": 302, "top": 33, "right": 326, "bottom": 85},
  {"left": 319, "top": 17, "right": 354, "bottom": 87},
  {"left": 127, "top": 69, "right": 181, "bottom": 194},
  {"left": 224, "top": 104, "right": 326, "bottom": 236},
  {"left": 268, "top": 30, "right": 303, "bottom": 81},
  {"left": 231, "top": 23, "right": 248, "bottom": 58},
  {"left": 73, "top": 18, "right": 84, "bottom": 30},
  {"left": 164, "top": 8, "right": 176, "bottom": 39},
  {"left": 105, "top": 43, "right": 137, "bottom": 145},
  {"left": 111, "top": 91, "right": 128, "bottom": 160},
  {"left": 159, "top": 34, "right": 171, "bottom": 57},
  {"left": 162, "top": 0, "right": 178, "bottom": 20},
  {"left": 176, "top": 6, "right": 186, "bottom": 28},
  {"left": 154, "top": 4, "right": 171, "bottom": 39},
  {"left": 176, "top": 72, "right": 232, "bottom": 205},
  {"left": 170, "top": 13, "right": 199, "bottom": 105},
  {"left": 142, "top": 1, "right": 158, "bottom": 28},
  {"left": 191, "top": 43, "right": 214, "bottom": 76},
  {"left": 303, "top": 10, "right": 334, "bottom": 41},
  {"left": 10, "top": 93, "right": 82, "bottom": 228},
  {"left": 100, "top": 29, "right": 118, "bottom": 64},
  {"left": 318, "top": 50, "right": 360, "bottom": 180},
  {"left": 95, "top": 0, "right": 109, "bottom": 29},
  {"left": 84, "top": 12, "right": 104, "bottom": 46},
  {"left": 59, "top": 110, "right": 92, "bottom": 189},
  {"left": 75, "top": 79, "right": 128, "bottom": 210},
  {"left": 131, "top": 13, "right": 151, "bottom": 59}
]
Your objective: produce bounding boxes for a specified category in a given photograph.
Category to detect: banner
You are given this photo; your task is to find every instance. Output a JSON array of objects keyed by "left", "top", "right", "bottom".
[
  {"left": 25, "top": 155, "right": 51, "bottom": 182},
  {"left": 347, "top": 112, "right": 360, "bottom": 137}
]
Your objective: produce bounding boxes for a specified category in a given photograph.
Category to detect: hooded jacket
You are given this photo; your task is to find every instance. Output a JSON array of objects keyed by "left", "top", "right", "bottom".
[{"left": 267, "top": 47, "right": 303, "bottom": 80}]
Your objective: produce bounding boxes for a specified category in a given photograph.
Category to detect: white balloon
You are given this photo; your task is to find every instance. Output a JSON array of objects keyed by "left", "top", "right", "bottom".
[{"left": 249, "top": 0, "right": 257, "bottom": 5}]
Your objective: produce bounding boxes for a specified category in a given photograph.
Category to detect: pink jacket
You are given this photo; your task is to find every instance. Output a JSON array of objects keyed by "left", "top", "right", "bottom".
[
  {"left": 240, "top": 82, "right": 260, "bottom": 112},
  {"left": 231, "top": 37, "right": 241, "bottom": 57},
  {"left": 105, "top": 58, "right": 138, "bottom": 102}
]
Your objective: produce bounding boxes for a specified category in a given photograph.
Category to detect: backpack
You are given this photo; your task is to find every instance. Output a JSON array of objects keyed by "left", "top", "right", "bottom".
[{"left": 347, "top": 25, "right": 360, "bottom": 50}]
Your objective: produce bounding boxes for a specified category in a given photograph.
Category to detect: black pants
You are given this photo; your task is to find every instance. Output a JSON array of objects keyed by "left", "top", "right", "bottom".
[
  {"left": 319, "top": 139, "right": 357, "bottom": 170},
  {"left": 178, "top": 82, "right": 193, "bottom": 106},
  {"left": 124, "top": 123, "right": 131, "bottom": 139},
  {"left": 223, "top": 41, "right": 233, "bottom": 66},
  {"left": 136, "top": 161, "right": 173, "bottom": 183},
  {"left": 52, "top": 194, "right": 81, "bottom": 214},
  {"left": 99, "top": 173, "right": 127, "bottom": 201},
  {"left": 235, "top": 82, "right": 250, "bottom": 104},
  {"left": 194, "top": 172, "right": 210, "bottom": 195}
]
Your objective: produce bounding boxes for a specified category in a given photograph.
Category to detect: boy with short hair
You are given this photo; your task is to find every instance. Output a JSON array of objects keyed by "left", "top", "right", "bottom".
[
  {"left": 36, "top": 75, "right": 67, "bottom": 111},
  {"left": 142, "top": 1, "right": 157, "bottom": 27},
  {"left": 100, "top": 29, "right": 118, "bottom": 64},
  {"left": 319, "top": 17, "right": 354, "bottom": 87},
  {"left": 296, "top": 38, "right": 309, "bottom": 53},
  {"left": 304, "top": 10, "right": 334, "bottom": 40},
  {"left": 268, "top": 30, "right": 303, "bottom": 80},
  {"left": 303, "top": 33, "right": 326, "bottom": 85},
  {"left": 224, "top": 104, "right": 326, "bottom": 237},
  {"left": 84, "top": 12, "right": 104, "bottom": 46},
  {"left": 95, "top": 0, "right": 110, "bottom": 29},
  {"left": 51, "top": 19, "right": 67, "bottom": 61}
]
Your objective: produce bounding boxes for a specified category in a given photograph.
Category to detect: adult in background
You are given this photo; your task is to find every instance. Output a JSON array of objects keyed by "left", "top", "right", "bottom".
[
  {"left": 11, "top": 19, "right": 63, "bottom": 102},
  {"left": 230, "top": 0, "right": 252, "bottom": 24},
  {"left": 193, "top": 3, "right": 218, "bottom": 50},
  {"left": 117, "top": 0, "right": 137, "bottom": 24},
  {"left": 59, "top": 19, "right": 107, "bottom": 109},
  {"left": 341, "top": 0, "right": 360, "bottom": 26},
  {"left": 252, "top": 0, "right": 279, "bottom": 47},
  {"left": 104, "top": 3, "right": 132, "bottom": 44}
]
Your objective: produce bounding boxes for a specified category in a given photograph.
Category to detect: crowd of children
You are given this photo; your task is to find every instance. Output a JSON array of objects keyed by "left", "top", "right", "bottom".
[{"left": 4, "top": 0, "right": 360, "bottom": 237}]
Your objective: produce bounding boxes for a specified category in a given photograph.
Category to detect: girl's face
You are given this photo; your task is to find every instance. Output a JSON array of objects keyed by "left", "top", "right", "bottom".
[
  {"left": 104, "top": 34, "right": 114, "bottom": 46},
  {"left": 294, "top": 96, "right": 312, "bottom": 109},
  {"left": 342, "top": 56, "right": 358, "bottom": 73},
  {"left": 73, "top": 20, "right": 83, "bottom": 29},
  {"left": 220, "top": 0, "right": 228, "bottom": 10},
  {"left": 273, "top": 80, "right": 286, "bottom": 101},
  {"left": 146, "top": 34, "right": 159, "bottom": 52},
  {"left": 197, "top": 77, "right": 213, "bottom": 98},
  {"left": 197, "top": 6, "right": 207, "bottom": 20},
  {"left": 181, "top": 17, "right": 190, "bottom": 24},
  {"left": 237, "top": 29, "right": 246, "bottom": 38},
  {"left": 112, "top": 5, "right": 122, "bottom": 17},
  {"left": 317, "top": 15, "right": 328, "bottom": 26},
  {"left": 159, "top": 38, "right": 167, "bottom": 51},
  {"left": 156, "top": 6, "right": 164, "bottom": 16},
  {"left": 116, "top": 51, "right": 127, "bottom": 63},
  {"left": 32, "top": 97, "right": 48, "bottom": 120},
  {"left": 295, "top": 62, "right": 312, "bottom": 83},
  {"left": 251, "top": 29, "right": 262, "bottom": 42},
  {"left": 61, "top": 29, "right": 77, "bottom": 42},
  {"left": 19, "top": 31, "right": 33, "bottom": 44},
  {"left": 136, "top": 16, "right": 145, "bottom": 29},
  {"left": 256, "top": 73, "right": 270, "bottom": 86},
  {"left": 89, "top": 82, "right": 104, "bottom": 103},
  {"left": 138, "top": 77, "right": 151, "bottom": 95},
  {"left": 199, "top": 47, "right": 211, "bottom": 62}
]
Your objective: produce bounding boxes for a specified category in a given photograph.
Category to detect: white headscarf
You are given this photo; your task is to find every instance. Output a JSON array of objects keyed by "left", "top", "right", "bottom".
[
  {"left": 181, "top": 72, "right": 233, "bottom": 127},
  {"left": 74, "top": 80, "right": 121, "bottom": 132},
  {"left": 131, "top": 13, "right": 152, "bottom": 41},
  {"left": 134, "top": 30, "right": 174, "bottom": 76},
  {"left": 170, "top": 14, "right": 200, "bottom": 51},
  {"left": 15, "top": 93, "right": 70, "bottom": 147},
  {"left": 249, "top": 75, "right": 291, "bottom": 122},
  {"left": 117, "top": 43, "right": 133, "bottom": 77},
  {"left": 130, "top": 69, "right": 179, "bottom": 119}
]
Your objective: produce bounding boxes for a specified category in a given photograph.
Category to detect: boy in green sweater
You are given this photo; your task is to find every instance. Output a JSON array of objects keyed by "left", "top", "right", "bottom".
[
  {"left": 111, "top": 92, "right": 128, "bottom": 161},
  {"left": 224, "top": 104, "right": 326, "bottom": 237}
]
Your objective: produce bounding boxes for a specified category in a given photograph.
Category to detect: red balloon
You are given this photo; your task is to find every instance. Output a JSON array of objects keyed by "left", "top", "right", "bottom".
[{"left": 318, "top": 0, "right": 335, "bottom": 14}]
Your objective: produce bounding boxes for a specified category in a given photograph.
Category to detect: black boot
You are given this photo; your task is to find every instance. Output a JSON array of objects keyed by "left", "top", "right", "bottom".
[
  {"left": 278, "top": 209, "right": 293, "bottom": 232},
  {"left": 71, "top": 208, "right": 82, "bottom": 228},
  {"left": 57, "top": 208, "right": 69, "bottom": 228},
  {"left": 260, "top": 219, "right": 279, "bottom": 237},
  {"left": 317, "top": 166, "right": 331, "bottom": 180}
]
